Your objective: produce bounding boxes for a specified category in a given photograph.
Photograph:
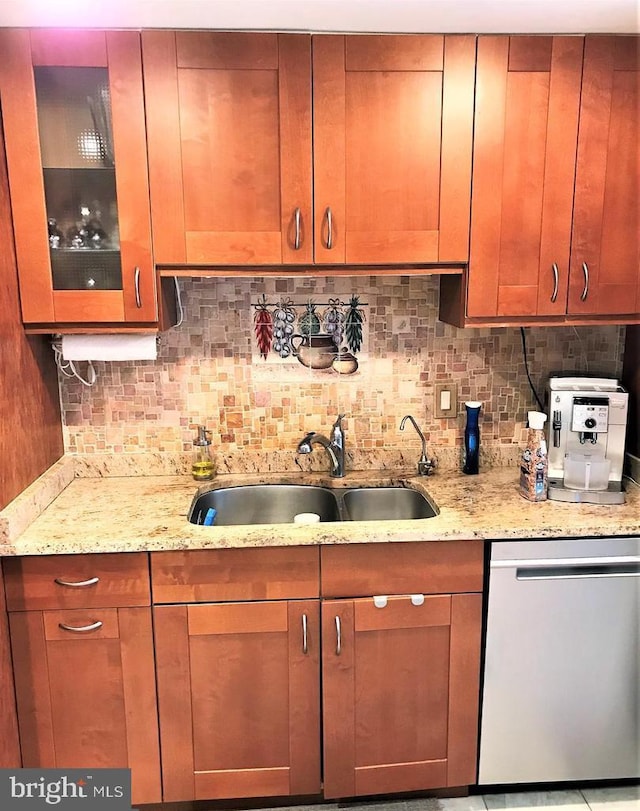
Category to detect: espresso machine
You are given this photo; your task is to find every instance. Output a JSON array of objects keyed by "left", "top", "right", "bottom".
[{"left": 546, "top": 376, "right": 629, "bottom": 504}]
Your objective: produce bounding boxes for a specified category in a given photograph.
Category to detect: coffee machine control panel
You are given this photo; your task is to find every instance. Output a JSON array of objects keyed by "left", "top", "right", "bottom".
[{"left": 571, "top": 397, "right": 609, "bottom": 433}]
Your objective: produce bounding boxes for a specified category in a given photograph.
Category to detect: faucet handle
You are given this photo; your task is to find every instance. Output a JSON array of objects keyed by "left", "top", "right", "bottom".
[{"left": 417, "top": 457, "right": 437, "bottom": 476}]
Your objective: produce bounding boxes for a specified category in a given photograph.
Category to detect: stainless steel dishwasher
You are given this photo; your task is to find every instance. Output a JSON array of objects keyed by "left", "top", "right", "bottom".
[{"left": 479, "top": 536, "right": 640, "bottom": 785}]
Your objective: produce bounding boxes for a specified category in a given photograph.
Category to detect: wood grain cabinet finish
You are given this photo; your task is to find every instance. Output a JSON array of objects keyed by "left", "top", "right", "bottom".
[
  {"left": 142, "top": 32, "right": 474, "bottom": 269},
  {"left": 142, "top": 32, "right": 313, "bottom": 266},
  {"left": 3, "top": 552, "right": 151, "bottom": 612},
  {"left": 459, "top": 34, "right": 639, "bottom": 325},
  {"left": 4, "top": 552, "right": 160, "bottom": 804},
  {"left": 0, "top": 29, "right": 158, "bottom": 327},
  {"left": 0, "top": 570, "right": 20, "bottom": 768},
  {"left": 569, "top": 36, "right": 640, "bottom": 317},
  {"left": 154, "top": 599, "right": 321, "bottom": 802},
  {"left": 468, "top": 36, "right": 583, "bottom": 319},
  {"left": 313, "top": 35, "right": 475, "bottom": 265},
  {"left": 321, "top": 593, "right": 482, "bottom": 798},
  {"left": 319, "top": 542, "right": 484, "bottom": 799},
  {"left": 9, "top": 606, "right": 162, "bottom": 805}
]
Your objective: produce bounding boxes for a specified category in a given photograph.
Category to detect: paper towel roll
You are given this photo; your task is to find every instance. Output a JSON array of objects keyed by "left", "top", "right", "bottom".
[{"left": 61, "top": 334, "right": 158, "bottom": 361}]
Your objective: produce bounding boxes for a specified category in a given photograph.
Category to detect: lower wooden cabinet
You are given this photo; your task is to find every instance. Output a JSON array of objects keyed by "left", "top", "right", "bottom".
[
  {"left": 9, "top": 606, "right": 161, "bottom": 805},
  {"left": 0, "top": 569, "right": 20, "bottom": 767},
  {"left": 322, "top": 593, "right": 482, "bottom": 798},
  {"left": 154, "top": 599, "right": 321, "bottom": 802},
  {"left": 5, "top": 543, "right": 484, "bottom": 806}
]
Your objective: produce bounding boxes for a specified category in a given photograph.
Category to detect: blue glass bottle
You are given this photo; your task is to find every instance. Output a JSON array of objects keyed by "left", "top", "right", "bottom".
[{"left": 463, "top": 401, "right": 481, "bottom": 475}]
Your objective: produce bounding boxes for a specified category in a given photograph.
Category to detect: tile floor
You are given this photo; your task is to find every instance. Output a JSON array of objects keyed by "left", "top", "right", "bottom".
[{"left": 261, "top": 787, "right": 640, "bottom": 811}]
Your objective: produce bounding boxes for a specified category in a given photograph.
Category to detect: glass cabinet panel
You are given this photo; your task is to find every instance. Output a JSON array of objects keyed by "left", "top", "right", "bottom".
[{"left": 34, "top": 67, "right": 122, "bottom": 291}]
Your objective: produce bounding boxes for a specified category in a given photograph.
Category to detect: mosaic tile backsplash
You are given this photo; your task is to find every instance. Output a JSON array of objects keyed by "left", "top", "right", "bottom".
[{"left": 60, "top": 276, "right": 625, "bottom": 471}]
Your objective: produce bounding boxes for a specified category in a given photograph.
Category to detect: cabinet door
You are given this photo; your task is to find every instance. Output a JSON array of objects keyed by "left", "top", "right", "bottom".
[
  {"left": 0, "top": 571, "right": 20, "bottom": 767},
  {"left": 313, "top": 35, "right": 475, "bottom": 265},
  {"left": 322, "top": 594, "right": 482, "bottom": 799},
  {"left": 9, "top": 607, "right": 161, "bottom": 805},
  {"left": 154, "top": 600, "right": 321, "bottom": 802},
  {"left": 0, "top": 29, "right": 156, "bottom": 325},
  {"left": 468, "top": 36, "right": 583, "bottom": 319},
  {"left": 143, "top": 32, "right": 312, "bottom": 266},
  {"left": 569, "top": 36, "right": 640, "bottom": 317}
]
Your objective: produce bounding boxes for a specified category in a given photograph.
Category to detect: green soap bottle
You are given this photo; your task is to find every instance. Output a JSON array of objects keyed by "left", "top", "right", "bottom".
[{"left": 192, "top": 426, "right": 215, "bottom": 481}]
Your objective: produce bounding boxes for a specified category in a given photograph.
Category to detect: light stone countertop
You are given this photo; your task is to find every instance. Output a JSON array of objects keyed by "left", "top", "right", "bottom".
[{"left": 1, "top": 466, "right": 638, "bottom": 556}]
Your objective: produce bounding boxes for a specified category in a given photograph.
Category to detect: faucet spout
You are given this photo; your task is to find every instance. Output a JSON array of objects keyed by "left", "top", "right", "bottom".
[
  {"left": 400, "top": 414, "right": 436, "bottom": 476},
  {"left": 296, "top": 415, "right": 346, "bottom": 478}
]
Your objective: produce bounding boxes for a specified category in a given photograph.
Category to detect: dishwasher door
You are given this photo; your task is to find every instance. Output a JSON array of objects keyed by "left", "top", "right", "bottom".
[{"left": 479, "top": 537, "right": 640, "bottom": 785}]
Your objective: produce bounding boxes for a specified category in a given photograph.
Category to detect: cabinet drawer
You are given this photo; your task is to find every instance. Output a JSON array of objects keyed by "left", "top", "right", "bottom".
[
  {"left": 151, "top": 546, "right": 320, "bottom": 603},
  {"left": 3, "top": 553, "right": 150, "bottom": 611},
  {"left": 320, "top": 541, "right": 484, "bottom": 597}
]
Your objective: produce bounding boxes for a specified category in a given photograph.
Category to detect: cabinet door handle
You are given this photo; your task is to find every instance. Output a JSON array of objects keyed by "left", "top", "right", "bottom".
[
  {"left": 581, "top": 262, "right": 589, "bottom": 301},
  {"left": 551, "top": 263, "right": 559, "bottom": 303},
  {"left": 54, "top": 576, "right": 100, "bottom": 588},
  {"left": 335, "top": 615, "right": 341, "bottom": 655},
  {"left": 325, "top": 207, "right": 334, "bottom": 250},
  {"left": 294, "top": 207, "right": 302, "bottom": 250},
  {"left": 302, "top": 612, "right": 308, "bottom": 654},
  {"left": 134, "top": 266, "right": 142, "bottom": 308},
  {"left": 58, "top": 620, "right": 103, "bottom": 633}
]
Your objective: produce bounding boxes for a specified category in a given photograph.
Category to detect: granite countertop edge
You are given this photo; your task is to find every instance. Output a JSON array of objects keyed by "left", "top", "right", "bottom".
[{"left": 1, "top": 463, "right": 638, "bottom": 556}]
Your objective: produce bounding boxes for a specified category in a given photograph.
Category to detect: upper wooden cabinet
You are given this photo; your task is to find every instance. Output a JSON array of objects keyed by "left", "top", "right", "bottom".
[
  {"left": 142, "top": 32, "right": 313, "bottom": 265},
  {"left": 142, "top": 32, "right": 475, "bottom": 268},
  {"left": 569, "top": 36, "right": 640, "bottom": 317},
  {"left": 0, "top": 29, "right": 159, "bottom": 327},
  {"left": 468, "top": 36, "right": 583, "bottom": 320},
  {"left": 312, "top": 35, "right": 475, "bottom": 265},
  {"left": 442, "top": 34, "right": 639, "bottom": 326}
]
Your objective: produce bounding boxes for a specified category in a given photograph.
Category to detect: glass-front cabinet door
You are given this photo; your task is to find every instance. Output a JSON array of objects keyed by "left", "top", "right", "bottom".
[{"left": 0, "top": 29, "right": 157, "bottom": 326}]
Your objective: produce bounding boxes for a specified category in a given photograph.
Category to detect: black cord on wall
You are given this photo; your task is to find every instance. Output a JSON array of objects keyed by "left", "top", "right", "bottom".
[{"left": 520, "top": 327, "right": 545, "bottom": 412}]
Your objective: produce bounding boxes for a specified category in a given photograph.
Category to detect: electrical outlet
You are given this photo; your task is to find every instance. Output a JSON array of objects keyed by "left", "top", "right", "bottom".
[{"left": 435, "top": 382, "right": 458, "bottom": 419}]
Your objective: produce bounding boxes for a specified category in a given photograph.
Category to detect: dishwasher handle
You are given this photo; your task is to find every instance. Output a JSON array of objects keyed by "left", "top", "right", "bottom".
[{"left": 515, "top": 561, "right": 640, "bottom": 580}]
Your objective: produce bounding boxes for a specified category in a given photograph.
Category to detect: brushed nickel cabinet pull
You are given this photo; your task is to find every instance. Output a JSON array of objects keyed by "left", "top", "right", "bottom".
[
  {"left": 302, "top": 613, "right": 308, "bottom": 654},
  {"left": 54, "top": 576, "right": 100, "bottom": 588},
  {"left": 134, "top": 266, "right": 142, "bottom": 308},
  {"left": 325, "top": 207, "right": 333, "bottom": 250},
  {"left": 335, "top": 615, "right": 341, "bottom": 655},
  {"left": 294, "top": 207, "right": 302, "bottom": 250},
  {"left": 581, "top": 262, "right": 589, "bottom": 302},
  {"left": 551, "top": 263, "right": 559, "bottom": 303},
  {"left": 58, "top": 620, "right": 103, "bottom": 633}
]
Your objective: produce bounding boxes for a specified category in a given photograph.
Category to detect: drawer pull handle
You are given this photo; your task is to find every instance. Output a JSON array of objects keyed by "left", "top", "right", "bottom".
[
  {"left": 302, "top": 613, "right": 308, "bottom": 654},
  {"left": 54, "top": 576, "right": 100, "bottom": 588},
  {"left": 58, "top": 620, "right": 103, "bottom": 633},
  {"left": 335, "top": 615, "right": 341, "bottom": 656}
]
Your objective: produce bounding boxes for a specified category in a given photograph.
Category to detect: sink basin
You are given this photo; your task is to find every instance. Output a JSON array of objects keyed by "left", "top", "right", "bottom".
[
  {"left": 189, "top": 484, "right": 340, "bottom": 526},
  {"left": 342, "top": 487, "right": 438, "bottom": 521}
]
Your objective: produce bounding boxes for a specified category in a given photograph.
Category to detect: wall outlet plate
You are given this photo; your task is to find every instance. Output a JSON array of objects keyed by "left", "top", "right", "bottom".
[{"left": 435, "top": 382, "right": 458, "bottom": 419}]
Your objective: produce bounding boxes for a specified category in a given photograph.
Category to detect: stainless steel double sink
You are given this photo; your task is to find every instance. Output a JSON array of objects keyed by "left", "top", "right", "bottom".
[{"left": 188, "top": 483, "right": 438, "bottom": 526}]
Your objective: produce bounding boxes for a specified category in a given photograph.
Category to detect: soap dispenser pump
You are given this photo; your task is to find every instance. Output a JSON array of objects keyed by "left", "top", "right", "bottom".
[{"left": 192, "top": 426, "right": 215, "bottom": 481}]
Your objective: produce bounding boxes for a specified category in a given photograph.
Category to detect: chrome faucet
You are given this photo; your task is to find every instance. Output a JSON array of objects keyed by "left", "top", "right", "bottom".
[
  {"left": 296, "top": 414, "right": 346, "bottom": 478},
  {"left": 400, "top": 414, "right": 436, "bottom": 476}
]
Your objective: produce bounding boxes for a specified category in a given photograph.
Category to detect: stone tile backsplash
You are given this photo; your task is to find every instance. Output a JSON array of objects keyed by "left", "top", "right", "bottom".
[{"left": 60, "top": 276, "right": 625, "bottom": 471}]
